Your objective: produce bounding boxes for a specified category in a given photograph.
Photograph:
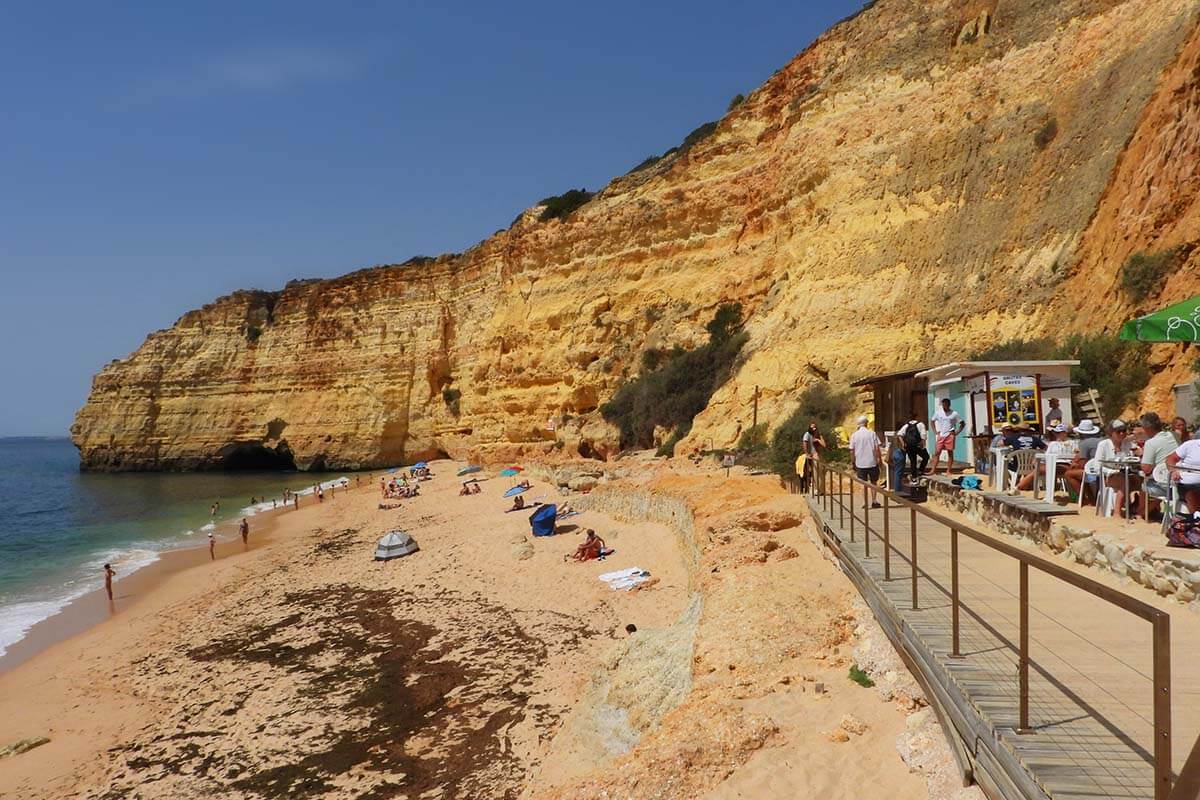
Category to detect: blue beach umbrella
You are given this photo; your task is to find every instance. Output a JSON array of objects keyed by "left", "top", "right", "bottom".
[
  {"left": 412, "top": 461, "right": 428, "bottom": 469},
  {"left": 504, "top": 485, "right": 529, "bottom": 498},
  {"left": 499, "top": 468, "right": 519, "bottom": 477}
]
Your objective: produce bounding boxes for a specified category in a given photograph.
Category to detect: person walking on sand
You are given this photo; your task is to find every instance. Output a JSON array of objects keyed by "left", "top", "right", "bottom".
[
  {"left": 103, "top": 563, "right": 116, "bottom": 601},
  {"left": 208, "top": 531, "right": 216, "bottom": 560},
  {"left": 293, "top": 493, "right": 299, "bottom": 510},
  {"left": 930, "top": 398, "right": 965, "bottom": 475},
  {"left": 240, "top": 518, "right": 249, "bottom": 546}
]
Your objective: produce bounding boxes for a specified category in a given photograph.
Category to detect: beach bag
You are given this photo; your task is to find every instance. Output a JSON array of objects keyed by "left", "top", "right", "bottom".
[
  {"left": 902, "top": 423, "right": 923, "bottom": 448},
  {"left": 1167, "top": 514, "right": 1200, "bottom": 548}
]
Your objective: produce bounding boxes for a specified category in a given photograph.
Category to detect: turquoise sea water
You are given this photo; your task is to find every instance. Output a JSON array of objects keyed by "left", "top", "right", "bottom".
[{"left": 0, "top": 437, "right": 351, "bottom": 658}]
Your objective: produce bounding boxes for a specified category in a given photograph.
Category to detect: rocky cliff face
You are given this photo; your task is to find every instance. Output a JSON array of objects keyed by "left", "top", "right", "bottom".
[{"left": 73, "top": 0, "right": 1200, "bottom": 471}]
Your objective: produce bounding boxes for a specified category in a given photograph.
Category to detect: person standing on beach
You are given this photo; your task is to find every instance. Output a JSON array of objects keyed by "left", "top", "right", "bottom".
[
  {"left": 240, "top": 518, "right": 249, "bottom": 546},
  {"left": 293, "top": 493, "right": 299, "bottom": 510},
  {"left": 208, "top": 532, "right": 216, "bottom": 560},
  {"left": 210, "top": 502, "right": 219, "bottom": 519},
  {"left": 103, "top": 564, "right": 116, "bottom": 601},
  {"left": 930, "top": 398, "right": 965, "bottom": 475}
]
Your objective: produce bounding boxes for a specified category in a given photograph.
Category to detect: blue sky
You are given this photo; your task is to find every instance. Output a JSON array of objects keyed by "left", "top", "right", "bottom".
[{"left": 0, "top": 1, "right": 859, "bottom": 437}]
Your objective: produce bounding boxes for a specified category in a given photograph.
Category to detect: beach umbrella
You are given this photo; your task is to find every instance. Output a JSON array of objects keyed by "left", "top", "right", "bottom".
[
  {"left": 1120, "top": 295, "right": 1200, "bottom": 342},
  {"left": 457, "top": 465, "right": 482, "bottom": 476},
  {"left": 412, "top": 461, "right": 428, "bottom": 469},
  {"left": 507, "top": 465, "right": 524, "bottom": 472},
  {"left": 529, "top": 504, "right": 558, "bottom": 537},
  {"left": 373, "top": 530, "right": 419, "bottom": 561},
  {"left": 499, "top": 468, "right": 519, "bottom": 477},
  {"left": 503, "top": 485, "right": 529, "bottom": 498}
]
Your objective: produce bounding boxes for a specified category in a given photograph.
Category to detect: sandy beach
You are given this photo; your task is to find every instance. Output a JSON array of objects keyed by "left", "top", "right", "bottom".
[{"left": 0, "top": 460, "right": 963, "bottom": 799}]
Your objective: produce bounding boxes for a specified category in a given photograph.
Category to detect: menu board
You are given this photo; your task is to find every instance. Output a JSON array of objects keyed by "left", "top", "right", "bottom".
[{"left": 989, "top": 375, "right": 1040, "bottom": 427}]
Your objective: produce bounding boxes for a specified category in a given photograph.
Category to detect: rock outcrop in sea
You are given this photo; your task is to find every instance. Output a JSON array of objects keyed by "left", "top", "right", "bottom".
[{"left": 72, "top": 0, "right": 1200, "bottom": 470}]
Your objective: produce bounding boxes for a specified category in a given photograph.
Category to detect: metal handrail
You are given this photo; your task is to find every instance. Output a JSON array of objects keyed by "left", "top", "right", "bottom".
[{"left": 794, "top": 460, "right": 1187, "bottom": 800}]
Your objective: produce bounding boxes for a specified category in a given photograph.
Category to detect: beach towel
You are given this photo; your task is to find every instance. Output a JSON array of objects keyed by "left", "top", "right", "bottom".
[
  {"left": 557, "top": 510, "right": 580, "bottom": 520},
  {"left": 599, "top": 566, "right": 650, "bottom": 590}
]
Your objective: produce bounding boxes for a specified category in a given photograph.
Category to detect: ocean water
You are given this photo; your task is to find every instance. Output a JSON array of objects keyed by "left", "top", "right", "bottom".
[{"left": 0, "top": 437, "right": 352, "bottom": 659}]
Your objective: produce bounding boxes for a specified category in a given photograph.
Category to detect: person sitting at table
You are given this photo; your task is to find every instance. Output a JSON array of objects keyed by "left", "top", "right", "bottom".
[
  {"left": 1015, "top": 424, "right": 1076, "bottom": 494},
  {"left": 1002, "top": 423, "right": 1046, "bottom": 490},
  {"left": 1085, "top": 420, "right": 1135, "bottom": 516},
  {"left": 1064, "top": 419, "right": 1103, "bottom": 504},
  {"left": 1137, "top": 412, "right": 1177, "bottom": 519},
  {"left": 1172, "top": 416, "right": 1191, "bottom": 445},
  {"left": 1167, "top": 433, "right": 1200, "bottom": 514}
]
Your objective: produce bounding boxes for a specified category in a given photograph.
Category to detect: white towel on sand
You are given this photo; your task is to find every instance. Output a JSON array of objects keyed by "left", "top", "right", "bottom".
[{"left": 599, "top": 567, "right": 649, "bottom": 591}]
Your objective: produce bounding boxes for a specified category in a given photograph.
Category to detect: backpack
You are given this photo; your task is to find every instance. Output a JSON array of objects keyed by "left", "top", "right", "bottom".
[
  {"left": 1167, "top": 514, "right": 1200, "bottom": 548},
  {"left": 902, "top": 422, "right": 923, "bottom": 448}
]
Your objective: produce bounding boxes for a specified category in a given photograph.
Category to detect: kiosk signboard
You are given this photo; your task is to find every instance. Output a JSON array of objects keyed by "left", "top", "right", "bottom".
[{"left": 989, "top": 374, "right": 1040, "bottom": 427}]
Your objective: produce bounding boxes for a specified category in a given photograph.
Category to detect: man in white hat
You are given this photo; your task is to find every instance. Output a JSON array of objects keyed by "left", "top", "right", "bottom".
[
  {"left": 848, "top": 415, "right": 883, "bottom": 508},
  {"left": 1063, "top": 419, "right": 1103, "bottom": 504}
]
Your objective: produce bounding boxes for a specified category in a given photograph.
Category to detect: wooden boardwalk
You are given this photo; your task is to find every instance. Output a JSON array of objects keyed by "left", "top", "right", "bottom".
[{"left": 804, "top": 482, "right": 1200, "bottom": 800}]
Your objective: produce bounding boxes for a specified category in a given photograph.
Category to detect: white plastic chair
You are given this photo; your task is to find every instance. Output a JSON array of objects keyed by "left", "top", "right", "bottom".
[{"left": 1007, "top": 449, "right": 1039, "bottom": 495}]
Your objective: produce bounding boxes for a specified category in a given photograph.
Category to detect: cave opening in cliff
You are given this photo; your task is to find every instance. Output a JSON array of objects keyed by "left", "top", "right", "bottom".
[{"left": 218, "top": 442, "right": 297, "bottom": 471}]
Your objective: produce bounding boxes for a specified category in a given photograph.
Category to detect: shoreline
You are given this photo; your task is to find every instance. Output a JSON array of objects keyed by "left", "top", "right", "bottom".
[{"left": 0, "top": 497, "right": 298, "bottom": 674}]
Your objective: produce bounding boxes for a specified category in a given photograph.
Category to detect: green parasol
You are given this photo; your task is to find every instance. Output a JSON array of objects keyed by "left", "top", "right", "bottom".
[{"left": 1119, "top": 295, "right": 1200, "bottom": 342}]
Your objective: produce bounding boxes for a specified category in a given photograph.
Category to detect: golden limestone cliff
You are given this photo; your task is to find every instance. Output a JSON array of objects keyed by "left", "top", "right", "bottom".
[{"left": 73, "top": 0, "right": 1200, "bottom": 471}]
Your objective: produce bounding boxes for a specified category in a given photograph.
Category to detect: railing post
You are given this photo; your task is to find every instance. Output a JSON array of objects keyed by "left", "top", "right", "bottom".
[
  {"left": 951, "top": 526, "right": 961, "bottom": 657},
  {"left": 1018, "top": 561, "right": 1031, "bottom": 733},
  {"left": 838, "top": 472, "right": 844, "bottom": 528},
  {"left": 863, "top": 483, "right": 871, "bottom": 558},
  {"left": 1154, "top": 613, "right": 1172, "bottom": 800},
  {"left": 850, "top": 478, "right": 856, "bottom": 542},
  {"left": 910, "top": 507, "right": 918, "bottom": 610},
  {"left": 883, "top": 495, "right": 891, "bottom": 580}
]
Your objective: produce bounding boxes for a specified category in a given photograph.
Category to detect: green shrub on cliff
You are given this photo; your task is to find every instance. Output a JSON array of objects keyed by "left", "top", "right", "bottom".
[
  {"left": 770, "top": 383, "right": 855, "bottom": 476},
  {"left": 1120, "top": 248, "right": 1180, "bottom": 303},
  {"left": 442, "top": 387, "right": 462, "bottom": 416},
  {"left": 601, "top": 304, "right": 747, "bottom": 452},
  {"left": 538, "top": 189, "right": 595, "bottom": 222}
]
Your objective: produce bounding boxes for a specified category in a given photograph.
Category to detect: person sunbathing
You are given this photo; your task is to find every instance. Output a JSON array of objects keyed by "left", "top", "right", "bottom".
[
  {"left": 511, "top": 494, "right": 526, "bottom": 511},
  {"left": 517, "top": 480, "right": 532, "bottom": 489},
  {"left": 568, "top": 530, "right": 606, "bottom": 562},
  {"left": 459, "top": 483, "right": 472, "bottom": 496},
  {"left": 470, "top": 482, "right": 481, "bottom": 494}
]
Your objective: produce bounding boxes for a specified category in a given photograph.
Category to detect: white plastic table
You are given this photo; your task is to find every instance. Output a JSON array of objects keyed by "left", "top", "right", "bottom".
[{"left": 989, "top": 446, "right": 1012, "bottom": 491}]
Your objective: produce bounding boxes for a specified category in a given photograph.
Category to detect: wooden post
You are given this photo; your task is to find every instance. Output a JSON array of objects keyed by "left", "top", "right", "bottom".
[
  {"left": 1018, "top": 561, "right": 1031, "bottom": 733},
  {"left": 863, "top": 483, "right": 871, "bottom": 558},
  {"left": 883, "top": 495, "right": 891, "bottom": 580},
  {"left": 910, "top": 507, "right": 919, "bottom": 610},
  {"left": 951, "top": 527, "right": 961, "bottom": 657},
  {"left": 1154, "top": 614, "right": 1172, "bottom": 800}
]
